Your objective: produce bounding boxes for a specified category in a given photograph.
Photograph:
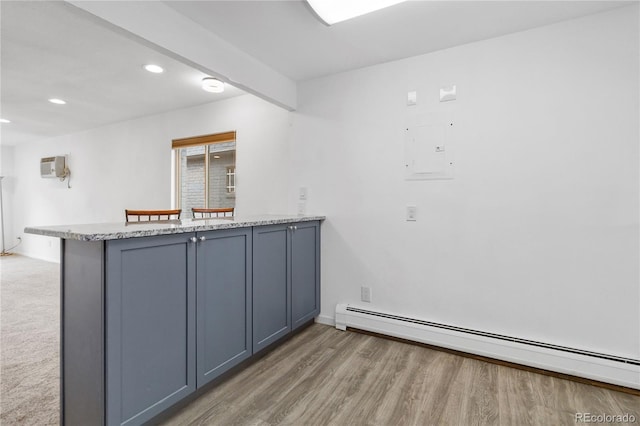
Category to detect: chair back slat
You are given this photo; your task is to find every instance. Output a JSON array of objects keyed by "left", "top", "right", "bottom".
[
  {"left": 192, "top": 208, "right": 234, "bottom": 218},
  {"left": 125, "top": 209, "right": 181, "bottom": 222}
]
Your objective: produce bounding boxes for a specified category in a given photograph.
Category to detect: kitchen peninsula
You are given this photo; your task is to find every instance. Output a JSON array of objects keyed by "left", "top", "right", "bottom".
[{"left": 25, "top": 215, "right": 323, "bottom": 426}]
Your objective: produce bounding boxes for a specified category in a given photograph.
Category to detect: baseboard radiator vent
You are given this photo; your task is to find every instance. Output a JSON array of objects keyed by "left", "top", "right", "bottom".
[{"left": 335, "top": 304, "right": 640, "bottom": 390}]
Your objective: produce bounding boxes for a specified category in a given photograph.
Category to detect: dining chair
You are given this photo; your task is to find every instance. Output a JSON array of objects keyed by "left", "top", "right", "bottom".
[
  {"left": 192, "top": 207, "right": 234, "bottom": 218},
  {"left": 125, "top": 209, "right": 181, "bottom": 222}
]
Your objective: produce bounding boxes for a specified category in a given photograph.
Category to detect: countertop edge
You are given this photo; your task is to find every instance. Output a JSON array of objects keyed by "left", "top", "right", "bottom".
[{"left": 25, "top": 215, "right": 326, "bottom": 241}]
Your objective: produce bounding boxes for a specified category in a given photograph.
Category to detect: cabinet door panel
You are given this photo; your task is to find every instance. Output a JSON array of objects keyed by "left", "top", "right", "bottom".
[
  {"left": 197, "top": 228, "right": 252, "bottom": 387},
  {"left": 106, "top": 235, "right": 196, "bottom": 426},
  {"left": 291, "top": 222, "right": 320, "bottom": 329},
  {"left": 252, "top": 225, "right": 290, "bottom": 352}
]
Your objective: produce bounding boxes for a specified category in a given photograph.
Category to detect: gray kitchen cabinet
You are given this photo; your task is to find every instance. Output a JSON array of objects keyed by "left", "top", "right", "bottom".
[
  {"left": 253, "top": 221, "right": 320, "bottom": 352},
  {"left": 291, "top": 221, "right": 320, "bottom": 330},
  {"left": 48, "top": 218, "right": 321, "bottom": 426},
  {"left": 252, "top": 224, "right": 291, "bottom": 352},
  {"left": 196, "top": 228, "right": 252, "bottom": 387},
  {"left": 105, "top": 228, "right": 252, "bottom": 425},
  {"left": 105, "top": 234, "right": 197, "bottom": 426}
]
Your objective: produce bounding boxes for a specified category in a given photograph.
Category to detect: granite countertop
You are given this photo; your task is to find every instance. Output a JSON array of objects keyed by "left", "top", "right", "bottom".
[{"left": 24, "top": 214, "right": 326, "bottom": 241}]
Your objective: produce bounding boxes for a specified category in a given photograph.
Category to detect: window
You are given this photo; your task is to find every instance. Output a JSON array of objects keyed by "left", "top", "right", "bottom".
[
  {"left": 226, "top": 166, "right": 236, "bottom": 193},
  {"left": 172, "top": 131, "right": 236, "bottom": 214}
]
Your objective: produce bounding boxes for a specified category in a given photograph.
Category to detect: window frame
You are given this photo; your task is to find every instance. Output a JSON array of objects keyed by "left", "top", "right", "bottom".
[
  {"left": 226, "top": 166, "right": 236, "bottom": 194},
  {"left": 172, "top": 131, "right": 236, "bottom": 210}
]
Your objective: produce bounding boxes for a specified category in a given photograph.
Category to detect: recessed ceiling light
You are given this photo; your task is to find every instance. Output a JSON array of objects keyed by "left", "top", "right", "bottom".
[
  {"left": 0, "top": 118, "right": 10, "bottom": 124},
  {"left": 201, "top": 77, "right": 225, "bottom": 93},
  {"left": 49, "top": 98, "right": 66, "bottom": 105},
  {"left": 144, "top": 64, "right": 164, "bottom": 74},
  {"left": 213, "top": 155, "right": 221, "bottom": 159},
  {"left": 306, "top": 0, "right": 408, "bottom": 25}
]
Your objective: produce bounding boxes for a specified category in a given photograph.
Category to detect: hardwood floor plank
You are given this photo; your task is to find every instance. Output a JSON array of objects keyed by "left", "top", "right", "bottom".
[
  {"left": 413, "top": 350, "right": 466, "bottom": 424},
  {"left": 462, "top": 358, "right": 500, "bottom": 425},
  {"left": 331, "top": 338, "right": 413, "bottom": 425},
  {"left": 497, "top": 366, "right": 542, "bottom": 425},
  {"left": 160, "top": 324, "right": 640, "bottom": 426},
  {"left": 381, "top": 346, "right": 441, "bottom": 426},
  {"left": 608, "top": 390, "right": 640, "bottom": 418}
]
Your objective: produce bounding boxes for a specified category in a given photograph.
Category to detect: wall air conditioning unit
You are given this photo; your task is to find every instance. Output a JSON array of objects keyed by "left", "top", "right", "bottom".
[{"left": 40, "top": 156, "right": 67, "bottom": 178}]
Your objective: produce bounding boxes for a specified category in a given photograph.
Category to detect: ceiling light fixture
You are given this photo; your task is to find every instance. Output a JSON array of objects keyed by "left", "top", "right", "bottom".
[
  {"left": 0, "top": 119, "right": 10, "bottom": 124},
  {"left": 144, "top": 64, "right": 164, "bottom": 73},
  {"left": 201, "top": 77, "right": 225, "bottom": 93},
  {"left": 306, "top": 0, "right": 408, "bottom": 25},
  {"left": 49, "top": 98, "right": 66, "bottom": 105}
]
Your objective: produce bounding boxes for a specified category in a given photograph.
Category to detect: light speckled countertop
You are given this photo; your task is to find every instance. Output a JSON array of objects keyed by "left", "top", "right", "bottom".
[{"left": 25, "top": 215, "right": 325, "bottom": 241}]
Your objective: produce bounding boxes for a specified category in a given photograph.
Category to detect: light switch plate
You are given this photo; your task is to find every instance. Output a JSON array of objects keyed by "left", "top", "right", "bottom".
[
  {"left": 407, "top": 91, "right": 417, "bottom": 106},
  {"left": 299, "top": 187, "right": 307, "bottom": 200}
]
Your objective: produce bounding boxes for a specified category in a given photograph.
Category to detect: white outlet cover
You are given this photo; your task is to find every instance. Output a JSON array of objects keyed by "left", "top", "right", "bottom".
[
  {"left": 407, "top": 91, "right": 417, "bottom": 106},
  {"left": 406, "top": 205, "right": 417, "bottom": 221},
  {"left": 361, "top": 286, "right": 372, "bottom": 303}
]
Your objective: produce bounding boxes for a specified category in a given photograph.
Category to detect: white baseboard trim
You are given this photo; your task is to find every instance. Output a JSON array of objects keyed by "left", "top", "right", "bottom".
[
  {"left": 315, "top": 314, "right": 335, "bottom": 327},
  {"left": 15, "top": 250, "right": 60, "bottom": 264},
  {"left": 335, "top": 303, "right": 640, "bottom": 390}
]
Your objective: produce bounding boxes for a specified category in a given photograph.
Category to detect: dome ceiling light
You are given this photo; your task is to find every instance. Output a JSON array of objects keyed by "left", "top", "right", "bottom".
[{"left": 201, "top": 77, "right": 225, "bottom": 93}]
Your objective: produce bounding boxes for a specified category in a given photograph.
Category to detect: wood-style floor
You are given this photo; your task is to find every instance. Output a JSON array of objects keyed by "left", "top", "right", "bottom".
[{"left": 160, "top": 323, "right": 640, "bottom": 426}]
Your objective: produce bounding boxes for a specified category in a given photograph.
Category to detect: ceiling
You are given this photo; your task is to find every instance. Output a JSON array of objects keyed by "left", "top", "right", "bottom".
[
  {"left": 0, "top": 1, "right": 245, "bottom": 145},
  {"left": 164, "top": 0, "right": 633, "bottom": 81},
  {"left": 1, "top": 0, "right": 634, "bottom": 146}
]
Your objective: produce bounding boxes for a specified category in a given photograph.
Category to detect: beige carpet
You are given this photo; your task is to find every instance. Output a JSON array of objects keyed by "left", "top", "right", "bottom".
[{"left": 0, "top": 255, "right": 60, "bottom": 425}]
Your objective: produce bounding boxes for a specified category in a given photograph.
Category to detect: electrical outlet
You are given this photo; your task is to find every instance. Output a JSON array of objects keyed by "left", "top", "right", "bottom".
[
  {"left": 297, "top": 202, "right": 306, "bottom": 215},
  {"left": 406, "top": 205, "right": 417, "bottom": 221},
  {"left": 299, "top": 187, "right": 308, "bottom": 201},
  {"left": 361, "top": 286, "right": 372, "bottom": 303}
]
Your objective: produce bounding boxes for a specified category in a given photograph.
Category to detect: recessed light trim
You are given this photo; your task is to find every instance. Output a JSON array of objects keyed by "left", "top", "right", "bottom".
[
  {"left": 306, "top": 0, "right": 408, "bottom": 25},
  {"left": 0, "top": 118, "right": 10, "bottom": 124},
  {"left": 144, "top": 64, "right": 164, "bottom": 74},
  {"left": 201, "top": 77, "right": 225, "bottom": 93},
  {"left": 49, "top": 98, "right": 66, "bottom": 105}
]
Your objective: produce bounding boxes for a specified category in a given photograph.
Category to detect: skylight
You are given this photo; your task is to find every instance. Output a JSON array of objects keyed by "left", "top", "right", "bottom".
[{"left": 306, "top": 0, "right": 408, "bottom": 25}]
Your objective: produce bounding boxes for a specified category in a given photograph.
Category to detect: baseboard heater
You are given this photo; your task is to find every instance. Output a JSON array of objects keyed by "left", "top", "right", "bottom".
[{"left": 335, "top": 304, "right": 640, "bottom": 390}]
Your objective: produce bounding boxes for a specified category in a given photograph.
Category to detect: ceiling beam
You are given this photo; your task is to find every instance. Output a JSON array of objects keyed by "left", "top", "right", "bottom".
[{"left": 66, "top": 1, "right": 297, "bottom": 111}]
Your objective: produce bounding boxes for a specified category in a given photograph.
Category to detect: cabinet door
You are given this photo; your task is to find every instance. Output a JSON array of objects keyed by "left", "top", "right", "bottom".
[
  {"left": 105, "top": 234, "right": 196, "bottom": 426},
  {"left": 196, "top": 228, "right": 252, "bottom": 387},
  {"left": 291, "top": 221, "right": 320, "bottom": 330},
  {"left": 252, "top": 224, "right": 291, "bottom": 352}
]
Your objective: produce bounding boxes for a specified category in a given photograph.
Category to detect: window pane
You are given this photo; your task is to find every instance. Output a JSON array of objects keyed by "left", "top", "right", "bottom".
[
  {"left": 179, "top": 146, "right": 206, "bottom": 214},
  {"left": 208, "top": 142, "right": 236, "bottom": 209}
]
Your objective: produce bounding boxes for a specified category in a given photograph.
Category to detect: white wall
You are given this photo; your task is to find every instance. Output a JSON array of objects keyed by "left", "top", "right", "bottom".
[
  {"left": 0, "top": 145, "right": 16, "bottom": 252},
  {"left": 291, "top": 6, "right": 639, "bottom": 359},
  {"left": 15, "top": 94, "right": 292, "bottom": 262}
]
